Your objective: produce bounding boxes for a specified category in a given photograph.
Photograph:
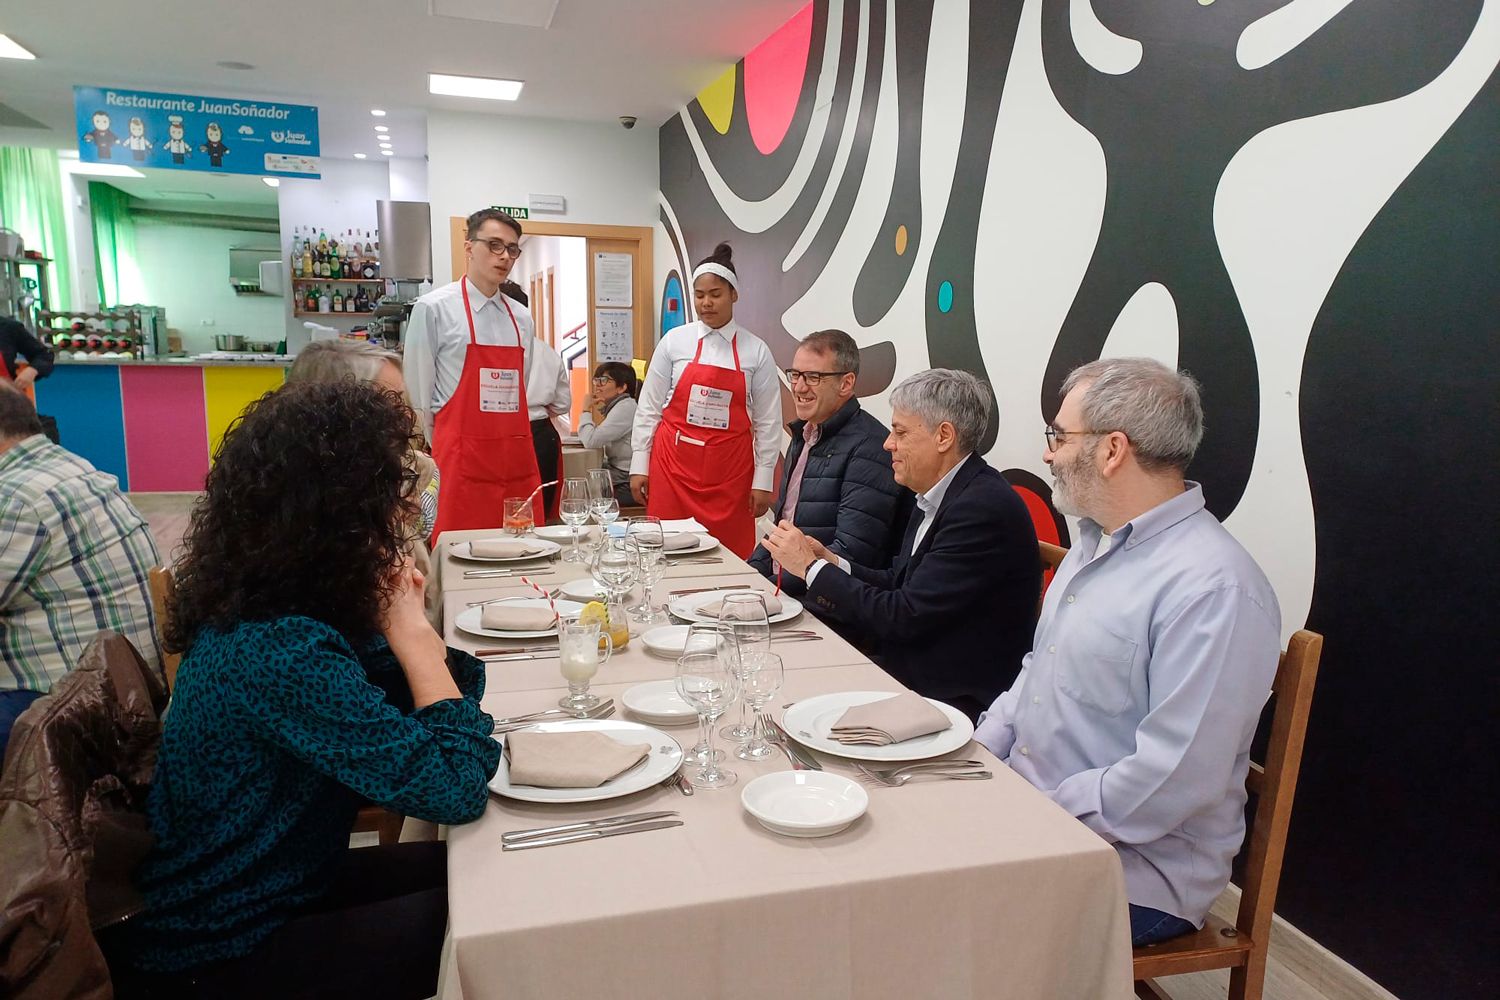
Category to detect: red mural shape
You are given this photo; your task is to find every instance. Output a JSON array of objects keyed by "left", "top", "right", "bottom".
[{"left": 743, "top": 3, "right": 814, "bottom": 155}]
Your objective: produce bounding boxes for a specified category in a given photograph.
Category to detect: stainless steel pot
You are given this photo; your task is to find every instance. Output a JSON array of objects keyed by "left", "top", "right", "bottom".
[{"left": 214, "top": 334, "right": 246, "bottom": 351}]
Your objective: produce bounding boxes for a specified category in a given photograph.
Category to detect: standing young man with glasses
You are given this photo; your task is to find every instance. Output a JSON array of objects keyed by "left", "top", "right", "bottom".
[
  {"left": 405, "top": 209, "right": 571, "bottom": 540},
  {"left": 748, "top": 329, "right": 909, "bottom": 597}
]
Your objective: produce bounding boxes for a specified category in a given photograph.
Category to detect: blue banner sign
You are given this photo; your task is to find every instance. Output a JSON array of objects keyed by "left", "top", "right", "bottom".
[{"left": 73, "top": 85, "right": 320, "bottom": 178}]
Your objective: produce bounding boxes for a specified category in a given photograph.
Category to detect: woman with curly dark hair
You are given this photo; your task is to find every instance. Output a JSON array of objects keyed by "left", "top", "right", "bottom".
[{"left": 111, "top": 380, "right": 500, "bottom": 1000}]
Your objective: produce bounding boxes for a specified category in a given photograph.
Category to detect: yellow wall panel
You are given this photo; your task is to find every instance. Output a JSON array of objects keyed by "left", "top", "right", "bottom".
[{"left": 203, "top": 366, "right": 286, "bottom": 461}]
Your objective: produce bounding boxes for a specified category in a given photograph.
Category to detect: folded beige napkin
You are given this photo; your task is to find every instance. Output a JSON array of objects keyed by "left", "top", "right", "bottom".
[
  {"left": 662, "top": 532, "right": 700, "bottom": 551},
  {"left": 504, "top": 730, "right": 652, "bottom": 788},
  {"left": 830, "top": 692, "right": 952, "bottom": 746},
  {"left": 480, "top": 605, "right": 558, "bottom": 632},
  {"left": 469, "top": 539, "right": 545, "bottom": 559},
  {"left": 701, "top": 595, "right": 783, "bottom": 618}
]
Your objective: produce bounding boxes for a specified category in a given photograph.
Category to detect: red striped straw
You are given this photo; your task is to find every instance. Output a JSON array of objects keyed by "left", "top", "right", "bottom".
[{"left": 519, "top": 576, "right": 558, "bottom": 622}]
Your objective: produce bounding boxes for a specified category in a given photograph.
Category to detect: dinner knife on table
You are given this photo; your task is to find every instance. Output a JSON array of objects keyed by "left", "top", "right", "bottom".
[{"left": 501, "top": 819, "right": 684, "bottom": 851}]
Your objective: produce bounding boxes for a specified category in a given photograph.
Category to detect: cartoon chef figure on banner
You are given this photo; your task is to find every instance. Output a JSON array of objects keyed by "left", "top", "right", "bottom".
[
  {"left": 200, "top": 122, "right": 229, "bottom": 167},
  {"left": 121, "top": 117, "right": 153, "bottom": 162},
  {"left": 163, "top": 116, "right": 191, "bottom": 164},
  {"left": 82, "top": 111, "right": 120, "bottom": 160}
]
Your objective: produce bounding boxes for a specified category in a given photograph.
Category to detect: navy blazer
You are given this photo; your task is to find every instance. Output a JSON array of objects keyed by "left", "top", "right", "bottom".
[{"left": 803, "top": 455, "right": 1040, "bottom": 711}]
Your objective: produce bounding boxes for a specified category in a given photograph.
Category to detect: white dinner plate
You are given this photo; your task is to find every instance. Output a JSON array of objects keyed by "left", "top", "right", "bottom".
[
  {"left": 661, "top": 533, "right": 720, "bottom": 557},
  {"left": 780, "top": 692, "right": 975, "bottom": 763},
  {"left": 741, "top": 770, "right": 869, "bottom": 838},
  {"left": 620, "top": 680, "right": 699, "bottom": 726},
  {"left": 667, "top": 591, "right": 803, "bottom": 626},
  {"left": 532, "top": 524, "right": 593, "bottom": 543},
  {"left": 640, "top": 624, "right": 692, "bottom": 658},
  {"left": 454, "top": 599, "right": 585, "bottom": 640},
  {"left": 451, "top": 538, "right": 561, "bottom": 563},
  {"left": 488, "top": 719, "right": 683, "bottom": 803}
]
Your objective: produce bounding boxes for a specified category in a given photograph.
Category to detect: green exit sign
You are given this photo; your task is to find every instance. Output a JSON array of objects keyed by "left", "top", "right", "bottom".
[{"left": 491, "top": 205, "right": 530, "bottom": 220}]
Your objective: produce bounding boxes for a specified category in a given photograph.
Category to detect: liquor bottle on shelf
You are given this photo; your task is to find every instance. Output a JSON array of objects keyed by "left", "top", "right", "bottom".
[
  {"left": 332, "top": 288, "right": 344, "bottom": 312},
  {"left": 302, "top": 240, "right": 313, "bottom": 279},
  {"left": 330, "top": 245, "right": 342, "bottom": 279},
  {"left": 317, "top": 229, "right": 328, "bottom": 253},
  {"left": 305, "top": 285, "right": 317, "bottom": 312},
  {"left": 354, "top": 285, "right": 368, "bottom": 312},
  {"left": 319, "top": 286, "right": 332, "bottom": 313},
  {"left": 291, "top": 231, "right": 304, "bottom": 277}
]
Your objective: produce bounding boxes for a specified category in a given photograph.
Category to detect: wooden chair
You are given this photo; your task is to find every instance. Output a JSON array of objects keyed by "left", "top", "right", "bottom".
[
  {"left": 1037, "top": 541, "right": 1068, "bottom": 616},
  {"left": 1133, "top": 629, "right": 1324, "bottom": 1000},
  {"left": 146, "top": 566, "right": 405, "bottom": 847}
]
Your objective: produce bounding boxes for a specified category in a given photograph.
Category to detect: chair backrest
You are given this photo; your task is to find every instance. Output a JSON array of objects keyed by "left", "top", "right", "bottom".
[
  {"left": 1037, "top": 541, "right": 1068, "bottom": 616},
  {"left": 1233, "top": 629, "right": 1323, "bottom": 948},
  {"left": 146, "top": 567, "right": 182, "bottom": 693}
]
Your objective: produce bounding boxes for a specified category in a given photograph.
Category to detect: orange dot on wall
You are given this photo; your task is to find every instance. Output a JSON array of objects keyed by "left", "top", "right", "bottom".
[{"left": 894, "top": 225, "right": 909, "bottom": 255}]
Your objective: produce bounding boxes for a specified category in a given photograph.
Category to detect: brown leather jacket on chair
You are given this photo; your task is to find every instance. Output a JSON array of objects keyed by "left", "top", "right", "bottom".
[{"left": 0, "top": 632, "right": 167, "bottom": 1000}]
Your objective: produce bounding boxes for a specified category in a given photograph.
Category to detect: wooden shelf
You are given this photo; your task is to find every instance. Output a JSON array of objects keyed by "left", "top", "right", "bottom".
[
  {"left": 291, "top": 277, "right": 379, "bottom": 284},
  {"left": 294, "top": 310, "right": 375, "bottom": 317}
]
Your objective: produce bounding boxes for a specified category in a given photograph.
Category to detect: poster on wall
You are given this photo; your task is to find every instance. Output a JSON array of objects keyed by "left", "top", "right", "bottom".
[
  {"left": 595, "top": 308, "right": 633, "bottom": 362},
  {"left": 73, "top": 85, "right": 321, "bottom": 178},
  {"left": 593, "top": 252, "right": 633, "bottom": 307}
]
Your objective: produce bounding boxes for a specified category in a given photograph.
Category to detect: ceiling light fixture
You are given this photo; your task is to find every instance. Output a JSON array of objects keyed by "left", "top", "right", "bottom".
[
  {"left": 217, "top": 60, "right": 255, "bottom": 70},
  {"left": 353, "top": 152, "right": 367, "bottom": 159},
  {"left": 374, "top": 125, "right": 389, "bottom": 133},
  {"left": 428, "top": 73, "right": 523, "bottom": 101},
  {"left": 370, "top": 108, "right": 387, "bottom": 117},
  {"left": 60, "top": 161, "right": 145, "bottom": 179},
  {"left": 262, "top": 177, "right": 281, "bottom": 187},
  {"left": 0, "top": 34, "right": 37, "bottom": 60},
  {"left": 381, "top": 150, "right": 395, "bottom": 156},
  {"left": 379, "top": 143, "right": 392, "bottom": 150}
]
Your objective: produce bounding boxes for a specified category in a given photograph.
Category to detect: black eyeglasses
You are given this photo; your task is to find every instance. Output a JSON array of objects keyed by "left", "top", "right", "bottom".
[
  {"left": 1044, "top": 424, "right": 1118, "bottom": 449},
  {"left": 590, "top": 376, "right": 617, "bottom": 386},
  {"left": 473, "top": 238, "right": 523, "bottom": 259},
  {"left": 784, "top": 369, "right": 852, "bottom": 387}
]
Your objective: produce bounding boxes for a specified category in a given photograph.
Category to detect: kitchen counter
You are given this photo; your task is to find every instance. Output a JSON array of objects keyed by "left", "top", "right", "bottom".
[{"left": 52, "top": 353, "right": 292, "bottom": 368}]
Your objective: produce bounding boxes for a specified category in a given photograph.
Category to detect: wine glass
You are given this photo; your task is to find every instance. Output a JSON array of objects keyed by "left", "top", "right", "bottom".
[
  {"left": 560, "top": 478, "right": 591, "bottom": 563},
  {"left": 590, "top": 497, "right": 620, "bottom": 531},
  {"left": 591, "top": 529, "right": 637, "bottom": 606},
  {"left": 558, "top": 620, "right": 613, "bottom": 711},
  {"left": 676, "top": 649, "right": 739, "bottom": 789},
  {"left": 587, "top": 468, "right": 614, "bottom": 506},
  {"left": 735, "top": 653, "right": 783, "bottom": 761},
  {"left": 718, "top": 592, "right": 769, "bottom": 743},
  {"left": 626, "top": 517, "right": 666, "bottom": 624},
  {"left": 679, "top": 623, "right": 736, "bottom": 766}
]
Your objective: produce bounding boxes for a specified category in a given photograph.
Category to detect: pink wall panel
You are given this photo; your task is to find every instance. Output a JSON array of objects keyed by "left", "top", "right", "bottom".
[{"left": 120, "top": 366, "right": 210, "bottom": 492}]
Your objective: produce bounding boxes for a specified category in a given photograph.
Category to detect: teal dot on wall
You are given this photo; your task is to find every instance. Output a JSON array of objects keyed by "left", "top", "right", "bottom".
[{"left": 937, "top": 280, "right": 954, "bottom": 313}]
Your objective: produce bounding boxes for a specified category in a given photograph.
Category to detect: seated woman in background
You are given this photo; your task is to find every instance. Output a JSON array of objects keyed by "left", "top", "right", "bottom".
[
  {"left": 578, "top": 361, "right": 639, "bottom": 507},
  {"left": 287, "top": 339, "right": 442, "bottom": 627},
  {"left": 111, "top": 380, "right": 500, "bottom": 1000}
]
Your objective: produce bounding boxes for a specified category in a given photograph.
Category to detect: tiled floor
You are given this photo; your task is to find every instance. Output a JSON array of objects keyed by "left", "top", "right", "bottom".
[{"left": 124, "top": 492, "right": 1388, "bottom": 1000}]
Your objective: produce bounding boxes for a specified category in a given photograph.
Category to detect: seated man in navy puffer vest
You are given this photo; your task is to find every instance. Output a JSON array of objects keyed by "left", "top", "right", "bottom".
[{"left": 748, "top": 329, "right": 911, "bottom": 607}]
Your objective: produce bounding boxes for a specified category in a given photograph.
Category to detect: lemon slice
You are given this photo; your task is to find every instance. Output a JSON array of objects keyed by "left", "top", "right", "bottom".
[{"left": 576, "top": 601, "right": 609, "bottom": 628}]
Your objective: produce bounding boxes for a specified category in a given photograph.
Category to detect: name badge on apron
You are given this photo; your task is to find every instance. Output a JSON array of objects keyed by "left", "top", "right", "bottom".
[
  {"left": 479, "top": 367, "right": 522, "bottom": 413},
  {"left": 686, "top": 383, "right": 733, "bottom": 430}
]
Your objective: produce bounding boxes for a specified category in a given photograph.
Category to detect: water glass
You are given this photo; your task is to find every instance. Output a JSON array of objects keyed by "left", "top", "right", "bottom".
[
  {"left": 558, "top": 620, "right": 613, "bottom": 711},
  {"left": 560, "top": 478, "right": 591, "bottom": 562},
  {"left": 626, "top": 517, "right": 666, "bottom": 624},
  {"left": 735, "top": 653, "right": 784, "bottom": 761},
  {"left": 591, "top": 497, "right": 620, "bottom": 530},
  {"left": 676, "top": 650, "right": 739, "bottom": 789},
  {"left": 718, "top": 592, "right": 769, "bottom": 743},
  {"left": 504, "top": 497, "right": 533, "bottom": 536},
  {"left": 591, "top": 532, "right": 637, "bottom": 604},
  {"left": 680, "top": 623, "right": 736, "bottom": 766}
]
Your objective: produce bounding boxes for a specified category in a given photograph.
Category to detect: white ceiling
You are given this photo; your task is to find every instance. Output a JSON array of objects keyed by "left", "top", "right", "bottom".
[{"left": 0, "top": 0, "right": 805, "bottom": 160}]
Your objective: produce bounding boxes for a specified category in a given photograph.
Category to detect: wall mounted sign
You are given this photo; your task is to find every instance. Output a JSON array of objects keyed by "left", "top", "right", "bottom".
[
  {"left": 593, "top": 252, "right": 632, "bottom": 307},
  {"left": 74, "top": 85, "right": 320, "bottom": 178},
  {"left": 528, "top": 193, "right": 567, "bottom": 213},
  {"left": 490, "top": 205, "right": 531, "bottom": 219},
  {"left": 595, "top": 308, "right": 633, "bottom": 362}
]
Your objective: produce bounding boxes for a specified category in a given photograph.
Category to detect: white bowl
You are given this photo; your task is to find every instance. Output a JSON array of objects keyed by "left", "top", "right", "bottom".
[
  {"left": 741, "top": 770, "right": 869, "bottom": 838},
  {"left": 621, "top": 679, "right": 698, "bottom": 726}
]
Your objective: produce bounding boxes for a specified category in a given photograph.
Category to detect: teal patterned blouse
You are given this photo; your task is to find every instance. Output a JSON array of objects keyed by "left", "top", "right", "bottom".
[{"left": 126, "top": 616, "right": 500, "bottom": 972}]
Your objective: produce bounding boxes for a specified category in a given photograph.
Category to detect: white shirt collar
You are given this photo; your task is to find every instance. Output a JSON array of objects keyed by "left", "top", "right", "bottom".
[
  {"left": 697, "top": 318, "right": 739, "bottom": 341},
  {"left": 915, "top": 453, "right": 971, "bottom": 517},
  {"left": 464, "top": 277, "right": 509, "bottom": 314}
]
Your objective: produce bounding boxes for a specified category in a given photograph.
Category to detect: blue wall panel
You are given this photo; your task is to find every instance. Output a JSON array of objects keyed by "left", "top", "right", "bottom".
[{"left": 33, "top": 365, "right": 130, "bottom": 490}]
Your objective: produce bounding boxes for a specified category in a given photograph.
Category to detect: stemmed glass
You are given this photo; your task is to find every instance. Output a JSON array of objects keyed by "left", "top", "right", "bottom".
[
  {"left": 586, "top": 470, "right": 618, "bottom": 554},
  {"left": 678, "top": 623, "right": 736, "bottom": 767},
  {"left": 591, "top": 529, "right": 637, "bottom": 607},
  {"left": 735, "top": 653, "right": 783, "bottom": 761},
  {"left": 626, "top": 516, "right": 666, "bottom": 624},
  {"left": 676, "top": 646, "right": 740, "bottom": 789},
  {"left": 559, "top": 478, "right": 591, "bottom": 563},
  {"left": 718, "top": 592, "right": 770, "bottom": 743}
]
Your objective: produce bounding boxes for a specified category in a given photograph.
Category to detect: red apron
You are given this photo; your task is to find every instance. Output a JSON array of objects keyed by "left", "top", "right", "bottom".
[
  {"left": 647, "top": 331, "right": 756, "bottom": 558},
  {"left": 429, "top": 279, "right": 543, "bottom": 543}
]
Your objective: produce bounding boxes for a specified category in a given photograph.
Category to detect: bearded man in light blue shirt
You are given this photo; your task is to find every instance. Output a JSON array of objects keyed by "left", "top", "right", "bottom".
[{"left": 975, "top": 357, "right": 1281, "bottom": 947}]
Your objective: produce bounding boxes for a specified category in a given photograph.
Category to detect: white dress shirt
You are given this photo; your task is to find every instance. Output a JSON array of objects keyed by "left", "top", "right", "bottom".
[
  {"left": 629, "top": 319, "right": 782, "bottom": 493},
  {"left": 806, "top": 453, "right": 972, "bottom": 584},
  {"left": 403, "top": 277, "right": 572, "bottom": 441},
  {"left": 974, "top": 484, "right": 1281, "bottom": 924}
]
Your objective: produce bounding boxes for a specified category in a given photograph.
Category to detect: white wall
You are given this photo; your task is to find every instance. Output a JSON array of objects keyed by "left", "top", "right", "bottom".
[
  {"left": 388, "top": 156, "right": 429, "bottom": 201},
  {"left": 133, "top": 219, "right": 285, "bottom": 352},
  {"left": 274, "top": 158, "right": 391, "bottom": 345},
  {"left": 426, "top": 110, "right": 659, "bottom": 281}
]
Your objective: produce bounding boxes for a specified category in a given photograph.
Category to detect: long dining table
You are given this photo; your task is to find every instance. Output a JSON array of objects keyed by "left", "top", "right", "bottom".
[{"left": 433, "top": 527, "right": 1134, "bottom": 1000}]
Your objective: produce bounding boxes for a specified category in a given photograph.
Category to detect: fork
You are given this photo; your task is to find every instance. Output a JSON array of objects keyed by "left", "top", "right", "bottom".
[
  {"left": 855, "top": 763, "right": 993, "bottom": 786},
  {"left": 758, "top": 712, "right": 821, "bottom": 771}
]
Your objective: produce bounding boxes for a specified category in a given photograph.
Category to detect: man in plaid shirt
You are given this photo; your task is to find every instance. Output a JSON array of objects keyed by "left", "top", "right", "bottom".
[{"left": 0, "top": 380, "right": 162, "bottom": 753}]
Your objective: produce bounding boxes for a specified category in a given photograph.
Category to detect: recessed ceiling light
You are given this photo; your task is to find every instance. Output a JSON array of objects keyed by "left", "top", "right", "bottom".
[
  {"left": 262, "top": 177, "right": 281, "bottom": 187},
  {"left": 370, "top": 108, "right": 387, "bottom": 117},
  {"left": 0, "top": 34, "right": 37, "bottom": 60},
  {"left": 354, "top": 152, "right": 367, "bottom": 159},
  {"left": 374, "top": 125, "right": 389, "bottom": 133},
  {"left": 381, "top": 150, "right": 395, "bottom": 156},
  {"left": 217, "top": 60, "right": 255, "bottom": 70},
  {"left": 428, "top": 73, "right": 523, "bottom": 101},
  {"left": 60, "top": 161, "right": 145, "bottom": 178},
  {"left": 379, "top": 142, "right": 392, "bottom": 150}
]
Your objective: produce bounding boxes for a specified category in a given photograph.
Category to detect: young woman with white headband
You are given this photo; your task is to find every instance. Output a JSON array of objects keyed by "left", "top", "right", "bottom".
[{"left": 629, "top": 242, "right": 780, "bottom": 557}]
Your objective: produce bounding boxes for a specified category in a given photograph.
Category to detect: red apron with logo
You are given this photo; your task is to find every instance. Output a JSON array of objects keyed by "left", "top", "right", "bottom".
[
  {"left": 647, "top": 332, "right": 756, "bottom": 558},
  {"left": 429, "top": 280, "right": 543, "bottom": 543}
]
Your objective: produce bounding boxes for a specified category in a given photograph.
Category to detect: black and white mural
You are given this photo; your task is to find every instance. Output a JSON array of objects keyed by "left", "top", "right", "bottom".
[{"left": 657, "top": 2, "right": 1499, "bottom": 993}]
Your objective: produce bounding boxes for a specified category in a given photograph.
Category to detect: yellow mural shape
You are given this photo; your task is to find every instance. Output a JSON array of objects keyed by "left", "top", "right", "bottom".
[
  {"left": 894, "top": 224, "right": 909, "bottom": 255},
  {"left": 698, "top": 65, "right": 736, "bottom": 135},
  {"left": 204, "top": 366, "right": 287, "bottom": 462}
]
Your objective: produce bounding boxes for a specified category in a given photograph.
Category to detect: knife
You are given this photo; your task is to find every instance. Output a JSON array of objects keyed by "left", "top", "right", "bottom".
[
  {"left": 479, "top": 653, "right": 561, "bottom": 662},
  {"left": 463, "top": 569, "right": 555, "bottom": 578},
  {"left": 501, "top": 819, "right": 684, "bottom": 850},
  {"left": 474, "top": 645, "right": 560, "bottom": 655},
  {"left": 503, "top": 809, "right": 679, "bottom": 843},
  {"left": 768, "top": 716, "right": 823, "bottom": 771},
  {"left": 667, "top": 584, "right": 757, "bottom": 597}
]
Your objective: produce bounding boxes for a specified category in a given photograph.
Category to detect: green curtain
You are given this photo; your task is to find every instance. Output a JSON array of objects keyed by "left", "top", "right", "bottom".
[
  {"left": 0, "top": 146, "right": 75, "bottom": 311},
  {"left": 88, "top": 180, "right": 144, "bottom": 307}
]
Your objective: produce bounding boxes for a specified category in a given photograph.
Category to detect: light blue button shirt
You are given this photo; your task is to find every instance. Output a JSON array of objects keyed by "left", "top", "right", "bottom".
[{"left": 975, "top": 483, "right": 1281, "bottom": 924}]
